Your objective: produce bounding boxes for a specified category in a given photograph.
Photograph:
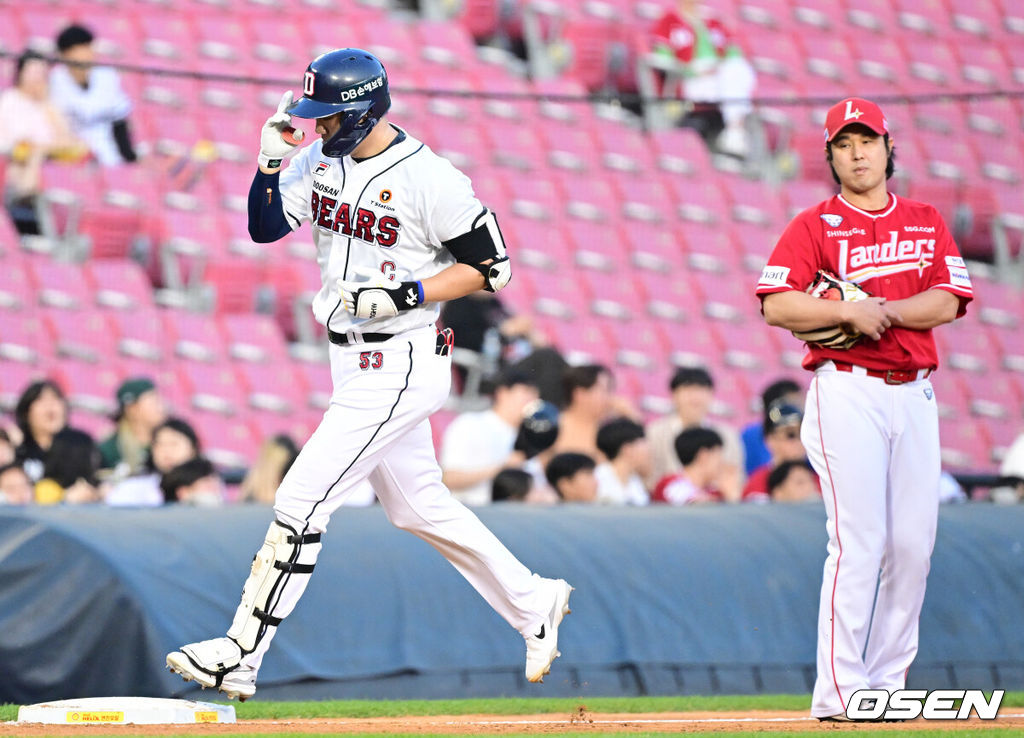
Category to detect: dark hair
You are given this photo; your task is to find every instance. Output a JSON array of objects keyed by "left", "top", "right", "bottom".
[
  {"left": 767, "top": 460, "right": 813, "bottom": 498},
  {"left": 492, "top": 468, "right": 532, "bottom": 502},
  {"left": 145, "top": 417, "right": 201, "bottom": 472},
  {"left": 0, "top": 428, "right": 11, "bottom": 445},
  {"left": 826, "top": 131, "right": 896, "bottom": 185},
  {"left": 514, "top": 399, "right": 559, "bottom": 458},
  {"left": 0, "top": 461, "right": 27, "bottom": 479},
  {"left": 14, "top": 49, "right": 47, "bottom": 86},
  {"left": 544, "top": 452, "right": 596, "bottom": 491},
  {"left": 596, "top": 418, "right": 645, "bottom": 461},
  {"left": 673, "top": 427, "right": 723, "bottom": 466},
  {"left": 670, "top": 365, "right": 714, "bottom": 391},
  {"left": 161, "top": 457, "right": 216, "bottom": 503},
  {"left": 272, "top": 433, "right": 300, "bottom": 478},
  {"left": 496, "top": 368, "right": 538, "bottom": 391},
  {"left": 761, "top": 379, "right": 801, "bottom": 414},
  {"left": 42, "top": 427, "right": 101, "bottom": 488},
  {"left": 561, "top": 364, "right": 609, "bottom": 407},
  {"left": 56, "top": 24, "right": 94, "bottom": 53},
  {"left": 14, "top": 379, "right": 68, "bottom": 443}
]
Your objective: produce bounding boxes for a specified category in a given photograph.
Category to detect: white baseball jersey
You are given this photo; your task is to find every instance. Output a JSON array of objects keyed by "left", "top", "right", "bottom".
[{"left": 277, "top": 125, "right": 482, "bottom": 336}]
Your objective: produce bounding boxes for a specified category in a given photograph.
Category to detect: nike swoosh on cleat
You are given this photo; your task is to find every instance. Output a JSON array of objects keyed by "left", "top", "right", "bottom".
[{"left": 534, "top": 624, "right": 545, "bottom": 639}]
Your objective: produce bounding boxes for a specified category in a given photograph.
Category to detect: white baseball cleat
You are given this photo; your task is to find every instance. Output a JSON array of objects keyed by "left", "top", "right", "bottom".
[
  {"left": 524, "top": 578, "right": 573, "bottom": 683},
  {"left": 166, "top": 637, "right": 257, "bottom": 702}
]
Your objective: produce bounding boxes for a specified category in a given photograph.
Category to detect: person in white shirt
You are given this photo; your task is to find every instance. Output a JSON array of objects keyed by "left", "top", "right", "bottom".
[
  {"left": 594, "top": 418, "right": 650, "bottom": 506},
  {"left": 50, "top": 24, "right": 136, "bottom": 166},
  {"left": 441, "top": 370, "right": 539, "bottom": 505}
]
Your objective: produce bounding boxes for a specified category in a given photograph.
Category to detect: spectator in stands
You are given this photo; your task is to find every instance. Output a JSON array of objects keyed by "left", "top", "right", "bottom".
[
  {"left": 742, "top": 401, "right": 816, "bottom": 503},
  {"left": 99, "top": 377, "right": 167, "bottom": 478},
  {"left": 441, "top": 370, "right": 540, "bottom": 505},
  {"left": 767, "top": 460, "right": 819, "bottom": 504},
  {"left": 238, "top": 434, "right": 299, "bottom": 505},
  {"left": 161, "top": 457, "right": 224, "bottom": 507},
  {"left": 649, "top": 0, "right": 757, "bottom": 158},
  {"left": 594, "top": 418, "right": 650, "bottom": 506},
  {"left": 106, "top": 417, "right": 202, "bottom": 507},
  {"left": 645, "top": 366, "right": 744, "bottom": 501},
  {"left": 741, "top": 378, "right": 803, "bottom": 475},
  {"left": 517, "top": 399, "right": 563, "bottom": 504},
  {"left": 0, "top": 462, "right": 34, "bottom": 505},
  {"left": 651, "top": 427, "right": 723, "bottom": 505},
  {"left": 50, "top": 24, "right": 137, "bottom": 166},
  {"left": 545, "top": 452, "right": 598, "bottom": 503},
  {"left": 14, "top": 379, "right": 70, "bottom": 483},
  {"left": 0, "top": 428, "right": 16, "bottom": 466},
  {"left": 441, "top": 292, "right": 548, "bottom": 372},
  {"left": 491, "top": 468, "right": 534, "bottom": 503},
  {"left": 551, "top": 364, "right": 635, "bottom": 459},
  {"left": 0, "top": 49, "right": 88, "bottom": 234},
  {"left": 34, "top": 427, "right": 105, "bottom": 504}
]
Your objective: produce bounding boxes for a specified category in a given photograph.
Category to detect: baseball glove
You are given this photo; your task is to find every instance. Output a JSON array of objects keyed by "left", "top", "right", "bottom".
[{"left": 791, "top": 270, "right": 870, "bottom": 350}]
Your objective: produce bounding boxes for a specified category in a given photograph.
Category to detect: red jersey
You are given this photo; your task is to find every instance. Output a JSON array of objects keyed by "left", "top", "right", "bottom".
[
  {"left": 650, "top": 10, "right": 733, "bottom": 63},
  {"left": 756, "top": 194, "right": 973, "bottom": 372}
]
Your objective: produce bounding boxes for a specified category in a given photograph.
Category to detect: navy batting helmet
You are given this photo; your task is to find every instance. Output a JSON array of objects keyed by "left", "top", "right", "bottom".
[{"left": 287, "top": 48, "right": 391, "bottom": 158}]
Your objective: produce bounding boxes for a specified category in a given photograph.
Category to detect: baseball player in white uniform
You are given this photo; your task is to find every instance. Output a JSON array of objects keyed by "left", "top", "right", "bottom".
[
  {"left": 166, "top": 49, "right": 573, "bottom": 700},
  {"left": 756, "top": 97, "right": 973, "bottom": 720}
]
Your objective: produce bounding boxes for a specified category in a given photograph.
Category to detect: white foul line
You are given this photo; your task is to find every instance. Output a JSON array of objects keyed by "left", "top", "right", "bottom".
[{"left": 458, "top": 712, "right": 1024, "bottom": 727}]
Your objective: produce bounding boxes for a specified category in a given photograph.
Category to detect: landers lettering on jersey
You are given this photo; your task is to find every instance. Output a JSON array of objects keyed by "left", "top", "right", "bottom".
[
  {"left": 310, "top": 189, "right": 401, "bottom": 248},
  {"left": 840, "top": 230, "right": 935, "bottom": 279}
]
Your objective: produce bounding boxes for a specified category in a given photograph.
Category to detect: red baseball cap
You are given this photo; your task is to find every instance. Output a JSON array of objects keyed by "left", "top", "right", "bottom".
[{"left": 824, "top": 97, "right": 888, "bottom": 142}]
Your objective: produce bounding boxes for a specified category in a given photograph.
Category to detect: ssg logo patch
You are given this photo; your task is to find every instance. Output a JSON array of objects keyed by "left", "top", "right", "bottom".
[{"left": 821, "top": 214, "right": 844, "bottom": 227}]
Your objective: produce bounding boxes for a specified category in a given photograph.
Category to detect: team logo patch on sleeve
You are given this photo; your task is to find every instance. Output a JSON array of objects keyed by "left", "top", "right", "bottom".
[
  {"left": 758, "top": 265, "right": 790, "bottom": 287},
  {"left": 945, "top": 255, "right": 966, "bottom": 268},
  {"left": 821, "top": 214, "right": 844, "bottom": 227},
  {"left": 314, "top": 162, "right": 330, "bottom": 176}
]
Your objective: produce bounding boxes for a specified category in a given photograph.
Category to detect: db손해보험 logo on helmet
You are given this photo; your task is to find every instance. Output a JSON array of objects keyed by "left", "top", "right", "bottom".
[{"left": 339, "top": 75, "right": 385, "bottom": 102}]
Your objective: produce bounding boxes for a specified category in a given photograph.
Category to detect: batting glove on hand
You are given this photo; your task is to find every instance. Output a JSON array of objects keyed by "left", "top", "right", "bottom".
[
  {"left": 258, "top": 90, "right": 304, "bottom": 169},
  {"left": 337, "top": 266, "right": 422, "bottom": 320}
]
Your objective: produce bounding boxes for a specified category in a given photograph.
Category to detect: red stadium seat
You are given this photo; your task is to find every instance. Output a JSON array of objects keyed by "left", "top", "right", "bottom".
[{"left": 41, "top": 307, "right": 118, "bottom": 364}]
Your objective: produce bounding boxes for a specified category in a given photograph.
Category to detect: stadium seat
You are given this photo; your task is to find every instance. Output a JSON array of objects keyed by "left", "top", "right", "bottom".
[
  {"left": 624, "top": 220, "right": 687, "bottom": 271},
  {"left": 966, "top": 371, "right": 1024, "bottom": 420},
  {"left": 186, "top": 409, "right": 259, "bottom": 468},
  {"left": 178, "top": 359, "right": 248, "bottom": 416},
  {"left": 220, "top": 313, "right": 289, "bottom": 363},
  {"left": 291, "top": 358, "right": 333, "bottom": 411},
  {"left": 235, "top": 361, "right": 307, "bottom": 414},
  {"left": 947, "top": 0, "right": 1004, "bottom": 38},
  {"left": 634, "top": 268, "right": 705, "bottom": 323},
  {"left": 106, "top": 307, "right": 167, "bottom": 362},
  {"left": 0, "top": 360, "right": 47, "bottom": 412},
  {"left": 41, "top": 307, "right": 118, "bottom": 364},
  {"left": 940, "top": 416, "right": 991, "bottom": 470},
  {"left": 929, "top": 370, "right": 972, "bottom": 421},
  {"left": 54, "top": 358, "right": 123, "bottom": 416},
  {"left": 580, "top": 270, "right": 641, "bottom": 320},
  {"left": 25, "top": 255, "right": 95, "bottom": 310},
  {"left": 604, "top": 319, "right": 670, "bottom": 370},
  {"left": 0, "top": 259, "right": 34, "bottom": 311},
  {"left": 87, "top": 259, "right": 155, "bottom": 311},
  {"left": 533, "top": 315, "right": 614, "bottom": 366},
  {"left": 565, "top": 218, "right": 630, "bottom": 272},
  {"left": 162, "top": 307, "right": 229, "bottom": 362},
  {"left": 646, "top": 127, "right": 714, "bottom": 179}
]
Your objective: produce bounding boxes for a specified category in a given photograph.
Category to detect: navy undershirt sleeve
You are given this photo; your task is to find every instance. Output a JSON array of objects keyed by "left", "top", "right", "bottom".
[{"left": 248, "top": 168, "right": 292, "bottom": 243}]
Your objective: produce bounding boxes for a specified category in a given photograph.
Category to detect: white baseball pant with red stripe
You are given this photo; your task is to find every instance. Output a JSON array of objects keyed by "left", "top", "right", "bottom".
[{"left": 802, "top": 362, "right": 940, "bottom": 719}]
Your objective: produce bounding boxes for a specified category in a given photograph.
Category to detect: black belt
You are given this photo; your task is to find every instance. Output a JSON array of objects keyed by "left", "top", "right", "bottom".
[{"left": 328, "top": 330, "right": 393, "bottom": 346}]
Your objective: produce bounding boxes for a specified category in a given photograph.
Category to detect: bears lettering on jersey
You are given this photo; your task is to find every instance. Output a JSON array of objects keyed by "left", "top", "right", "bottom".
[{"left": 310, "top": 189, "right": 401, "bottom": 248}]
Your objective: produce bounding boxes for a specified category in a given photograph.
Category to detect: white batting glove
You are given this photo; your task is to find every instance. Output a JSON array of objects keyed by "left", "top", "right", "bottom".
[
  {"left": 336, "top": 266, "right": 422, "bottom": 320},
  {"left": 258, "top": 90, "right": 304, "bottom": 169}
]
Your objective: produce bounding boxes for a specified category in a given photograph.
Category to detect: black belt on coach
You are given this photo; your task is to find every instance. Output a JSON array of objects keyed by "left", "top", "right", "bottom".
[{"left": 327, "top": 329, "right": 393, "bottom": 346}]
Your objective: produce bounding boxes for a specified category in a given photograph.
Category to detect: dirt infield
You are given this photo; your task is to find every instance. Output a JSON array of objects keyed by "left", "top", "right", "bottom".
[{"left": 7, "top": 709, "right": 1024, "bottom": 734}]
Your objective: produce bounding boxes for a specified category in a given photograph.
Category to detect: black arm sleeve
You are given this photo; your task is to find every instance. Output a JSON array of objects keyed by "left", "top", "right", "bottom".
[
  {"left": 111, "top": 119, "right": 137, "bottom": 163},
  {"left": 248, "top": 168, "right": 292, "bottom": 243}
]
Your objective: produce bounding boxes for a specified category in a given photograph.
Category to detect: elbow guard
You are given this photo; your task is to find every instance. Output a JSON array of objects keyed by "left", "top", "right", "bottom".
[{"left": 443, "top": 209, "right": 511, "bottom": 292}]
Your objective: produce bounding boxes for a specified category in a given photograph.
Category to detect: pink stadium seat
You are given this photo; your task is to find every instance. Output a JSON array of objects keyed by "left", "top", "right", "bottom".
[
  {"left": 683, "top": 222, "right": 740, "bottom": 270},
  {"left": 721, "top": 176, "right": 786, "bottom": 228},
  {"left": 220, "top": 313, "right": 289, "bottom": 363},
  {"left": 202, "top": 258, "right": 266, "bottom": 314},
  {"left": 904, "top": 38, "right": 961, "bottom": 90},
  {"left": 193, "top": 15, "right": 247, "bottom": 63},
  {"left": 560, "top": 10, "right": 619, "bottom": 92},
  {"left": 893, "top": 0, "right": 951, "bottom": 37},
  {"left": 106, "top": 307, "right": 167, "bottom": 362},
  {"left": 590, "top": 119, "right": 659, "bottom": 174},
  {"left": 634, "top": 268, "right": 706, "bottom": 323},
  {"left": 676, "top": 179, "right": 730, "bottom": 225},
  {"left": 618, "top": 171, "right": 681, "bottom": 224},
  {"left": 24, "top": 255, "right": 95, "bottom": 310},
  {"left": 966, "top": 371, "right": 1024, "bottom": 420},
  {"left": 798, "top": 31, "right": 854, "bottom": 83},
  {"left": 41, "top": 307, "right": 118, "bottom": 364},
  {"left": 291, "top": 359, "right": 333, "bottom": 411},
  {"left": 179, "top": 359, "right": 247, "bottom": 416},
  {"left": 955, "top": 41, "right": 1015, "bottom": 90},
  {"left": 524, "top": 265, "right": 590, "bottom": 319},
  {"left": 655, "top": 316, "right": 723, "bottom": 368},
  {"left": 248, "top": 408, "right": 318, "bottom": 447},
  {"left": 87, "top": 259, "right": 154, "bottom": 311},
  {"left": 565, "top": 218, "right": 629, "bottom": 272},
  {"left": 947, "top": 0, "right": 1003, "bottom": 37},
  {"left": 712, "top": 317, "right": 782, "bottom": 373},
  {"left": 647, "top": 128, "right": 714, "bottom": 179},
  {"left": 420, "top": 118, "right": 491, "bottom": 173},
  {"left": 580, "top": 270, "right": 642, "bottom": 320},
  {"left": 936, "top": 316, "right": 996, "bottom": 374},
  {"left": 54, "top": 358, "right": 123, "bottom": 417},
  {"left": 553, "top": 171, "right": 620, "bottom": 223},
  {"left": 695, "top": 270, "right": 760, "bottom": 322},
  {"left": 510, "top": 171, "right": 565, "bottom": 221},
  {"left": 913, "top": 130, "right": 979, "bottom": 181},
  {"left": 413, "top": 19, "right": 480, "bottom": 68},
  {"left": 186, "top": 409, "right": 259, "bottom": 468},
  {"left": 983, "top": 416, "right": 1024, "bottom": 465},
  {"left": 534, "top": 315, "right": 614, "bottom": 365},
  {"left": 235, "top": 361, "right": 307, "bottom": 414},
  {"left": 162, "top": 308, "right": 228, "bottom": 362},
  {"left": 0, "top": 360, "right": 47, "bottom": 410},
  {"left": 939, "top": 416, "right": 990, "bottom": 470},
  {"left": 848, "top": 36, "right": 911, "bottom": 92},
  {"left": 539, "top": 120, "right": 602, "bottom": 173},
  {"left": 0, "top": 259, "right": 33, "bottom": 311},
  {"left": 929, "top": 369, "right": 971, "bottom": 421},
  {"left": 604, "top": 319, "right": 670, "bottom": 370},
  {"left": 116, "top": 356, "right": 188, "bottom": 415},
  {"left": 624, "top": 221, "right": 687, "bottom": 271},
  {"left": 134, "top": 11, "right": 199, "bottom": 67}
]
